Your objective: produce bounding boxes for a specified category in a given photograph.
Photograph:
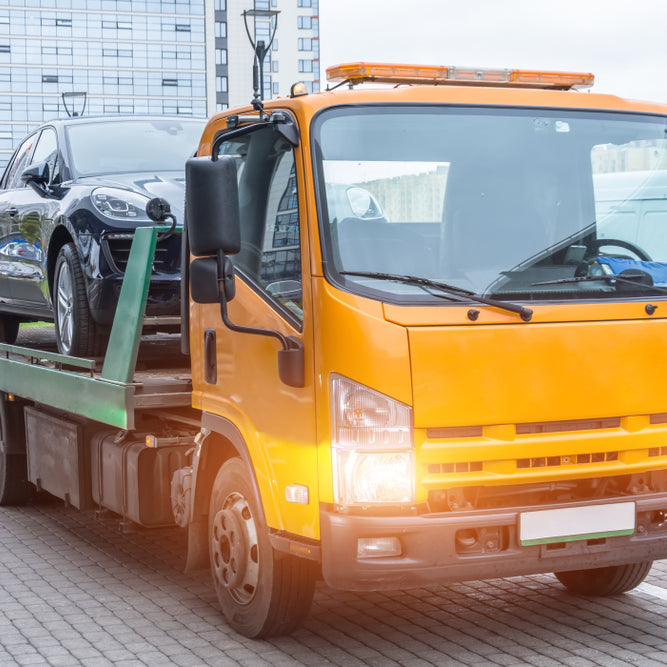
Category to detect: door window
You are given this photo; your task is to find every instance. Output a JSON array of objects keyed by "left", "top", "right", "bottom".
[
  {"left": 2, "top": 134, "right": 37, "bottom": 190},
  {"left": 30, "top": 128, "right": 60, "bottom": 185},
  {"left": 216, "top": 126, "right": 303, "bottom": 322}
]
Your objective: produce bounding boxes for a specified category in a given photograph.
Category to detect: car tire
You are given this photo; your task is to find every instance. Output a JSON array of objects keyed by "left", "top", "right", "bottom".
[
  {"left": 54, "top": 243, "right": 99, "bottom": 357},
  {"left": 0, "top": 315, "right": 19, "bottom": 345}
]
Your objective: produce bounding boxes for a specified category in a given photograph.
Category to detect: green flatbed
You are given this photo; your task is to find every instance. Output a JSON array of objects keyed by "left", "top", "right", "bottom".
[{"left": 0, "top": 226, "right": 192, "bottom": 430}]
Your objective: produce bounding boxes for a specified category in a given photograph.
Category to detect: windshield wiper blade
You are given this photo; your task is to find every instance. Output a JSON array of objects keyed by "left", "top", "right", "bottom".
[
  {"left": 340, "top": 271, "right": 533, "bottom": 321},
  {"left": 532, "top": 274, "right": 667, "bottom": 295}
]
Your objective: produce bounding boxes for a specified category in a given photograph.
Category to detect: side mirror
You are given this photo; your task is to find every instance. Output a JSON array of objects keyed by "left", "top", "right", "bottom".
[
  {"left": 190, "top": 254, "right": 236, "bottom": 304},
  {"left": 186, "top": 156, "right": 241, "bottom": 257},
  {"left": 20, "top": 161, "right": 50, "bottom": 195}
]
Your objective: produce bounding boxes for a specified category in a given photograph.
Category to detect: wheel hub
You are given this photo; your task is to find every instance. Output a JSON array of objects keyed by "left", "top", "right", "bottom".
[{"left": 211, "top": 493, "right": 259, "bottom": 604}]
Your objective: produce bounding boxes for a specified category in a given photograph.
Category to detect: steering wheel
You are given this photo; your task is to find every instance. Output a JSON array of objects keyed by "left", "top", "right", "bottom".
[{"left": 588, "top": 238, "right": 652, "bottom": 262}]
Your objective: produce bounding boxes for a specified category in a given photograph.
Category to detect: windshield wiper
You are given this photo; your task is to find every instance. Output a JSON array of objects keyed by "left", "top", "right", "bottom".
[
  {"left": 340, "top": 271, "right": 533, "bottom": 321},
  {"left": 532, "top": 273, "right": 667, "bottom": 295}
]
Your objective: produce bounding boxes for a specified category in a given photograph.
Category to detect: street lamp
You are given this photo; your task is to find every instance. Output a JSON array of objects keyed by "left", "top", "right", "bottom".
[
  {"left": 242, "top": 8, "right": 280, "bottom": 109},
  {"left": 61, "top": 91, "right": 87, "bottom": 117}
]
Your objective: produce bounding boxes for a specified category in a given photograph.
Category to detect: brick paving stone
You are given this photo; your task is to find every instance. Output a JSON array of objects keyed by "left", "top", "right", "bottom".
[{"left": 6, "top": 500, "right": 667, "bottom": 665}]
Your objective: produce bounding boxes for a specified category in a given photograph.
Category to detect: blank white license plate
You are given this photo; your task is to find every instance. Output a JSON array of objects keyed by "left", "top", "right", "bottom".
[{"left": 519, "top": 501, "right": 635, "bottom": 546}]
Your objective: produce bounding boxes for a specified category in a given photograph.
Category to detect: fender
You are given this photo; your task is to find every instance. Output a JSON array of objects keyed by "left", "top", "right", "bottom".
[{"left": 184, "top": 411, "right": 272, "bottom": 571}]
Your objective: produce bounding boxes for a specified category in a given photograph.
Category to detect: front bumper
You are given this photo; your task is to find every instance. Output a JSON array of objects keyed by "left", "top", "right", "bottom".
[
  {"left": 320, "top": 492, "right": 667, "bottom": 591},
  {"left": 87, "top": 273, "right": 180, "bottom": 325}
]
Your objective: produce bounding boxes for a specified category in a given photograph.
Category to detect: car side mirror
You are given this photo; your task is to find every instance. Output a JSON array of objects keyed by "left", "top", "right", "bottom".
[
  {"left": 186, "top": 156, "right": 241, "bottom": 257},
  {"left": 20, "top": 161, "right": 50, "bottom": 195}
]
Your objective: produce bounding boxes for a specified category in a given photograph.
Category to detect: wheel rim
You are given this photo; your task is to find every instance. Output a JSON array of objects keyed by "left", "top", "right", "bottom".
[
  {"left": 56, "top": 262, "right": 74, "bottom": 352},
  {"left": 211, "top": 491, "right": 259, "bottom": 605}
]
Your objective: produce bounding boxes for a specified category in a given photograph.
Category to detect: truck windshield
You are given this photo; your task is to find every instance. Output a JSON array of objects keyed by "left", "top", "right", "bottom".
[{"left": 313, "top": 106, "right": 667, "bottom": 304}]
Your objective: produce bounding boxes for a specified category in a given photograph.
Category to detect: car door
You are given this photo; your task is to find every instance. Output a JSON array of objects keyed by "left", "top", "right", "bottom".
[
  {"left": 9, "top": 127, "right": 62, "bottom": 307},
  {"left": 0, "top": 132, "right": 37, "bottom": 301}
]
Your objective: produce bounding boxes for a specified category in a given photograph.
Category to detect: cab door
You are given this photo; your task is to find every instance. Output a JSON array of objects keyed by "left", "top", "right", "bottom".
[{"left": 194, "top": 122, "right": 318, "bottom": 538}]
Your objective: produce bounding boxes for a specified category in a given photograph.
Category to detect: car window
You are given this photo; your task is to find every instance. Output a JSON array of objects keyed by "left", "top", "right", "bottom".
[
  {"left": 30, "top": 128, "right": 60, "bottom": 185},
  {"left": 3, "top": 134, "right": 36, "bottom": 190}
]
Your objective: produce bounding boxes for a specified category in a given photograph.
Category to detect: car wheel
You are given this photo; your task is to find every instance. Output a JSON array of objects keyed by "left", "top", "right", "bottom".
[
  {"left": 54, "top": 243, "right": 97, "bottom": 357},
  {"left": 209, "top": 458, "right": 317, "bottom": 638},
  {"left": 554, "top": 561, "right": 653, "bottom": 596},
  {"left": 0, "top": 315, "right": 19, "bottom": 344}
]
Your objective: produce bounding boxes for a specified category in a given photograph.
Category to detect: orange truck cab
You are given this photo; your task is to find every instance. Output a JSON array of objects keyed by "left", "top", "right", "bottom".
[{"left": 182, "top": 63, "right": 667, "bottom": 637}]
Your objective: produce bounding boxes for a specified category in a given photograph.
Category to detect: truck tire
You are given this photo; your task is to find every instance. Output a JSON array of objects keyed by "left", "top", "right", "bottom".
[
  {"left": 554, "top": 561, "right": 653, "bottom": 596},
  {"left": 208, "top": 457, "right": 316, "bottom": 638},
  {"left": 0, "top": 396, "right": 30, "bottom": 506},
  {"left": 0, "top": 315, "right": 19, "bottom": 345}
]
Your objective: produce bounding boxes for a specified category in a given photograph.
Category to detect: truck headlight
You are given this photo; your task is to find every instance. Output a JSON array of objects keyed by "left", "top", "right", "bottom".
[{"left": 331, "top": 374, "right": 414, "bottom": 506}]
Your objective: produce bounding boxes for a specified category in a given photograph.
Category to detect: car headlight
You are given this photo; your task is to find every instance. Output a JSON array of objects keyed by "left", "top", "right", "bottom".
[
  {"left": 91, "top": 187, "right": 152, "bottom": 222},
  {"left": 331, "top": 374, "right": 414, "bottom": 506}
]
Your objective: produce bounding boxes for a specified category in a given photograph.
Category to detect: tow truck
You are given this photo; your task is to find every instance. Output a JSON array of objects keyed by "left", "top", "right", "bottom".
[{"left": 3, "top": 63, "right": 667, "bottom": 638}]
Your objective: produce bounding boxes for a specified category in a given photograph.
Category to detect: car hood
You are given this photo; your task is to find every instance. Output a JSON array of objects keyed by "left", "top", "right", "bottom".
[{"left": 78, "top": 172, "right": 186, "bottom": 223}]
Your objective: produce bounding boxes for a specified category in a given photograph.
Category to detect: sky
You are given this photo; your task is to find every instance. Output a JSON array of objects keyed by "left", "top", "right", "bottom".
[{"left": 318, "top": 0, "right": 667, "bottom": 103}]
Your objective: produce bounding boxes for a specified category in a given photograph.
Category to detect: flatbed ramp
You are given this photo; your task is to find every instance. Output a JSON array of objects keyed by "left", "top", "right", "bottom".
[{"left": 0, "top": 227, "right": 193, "bottom": 430}]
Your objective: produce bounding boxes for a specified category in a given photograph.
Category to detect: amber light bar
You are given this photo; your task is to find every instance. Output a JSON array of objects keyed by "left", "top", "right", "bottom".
[{"left": 326, "top": 62, "right": 595, "bottom": 90}]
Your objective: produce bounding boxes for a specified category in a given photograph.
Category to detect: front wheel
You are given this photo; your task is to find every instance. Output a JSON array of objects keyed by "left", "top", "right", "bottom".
[
  {"left": 53, "top": 243, "right": 98, "bottom": 357},
  {"left": 208, "top": 458, "right": 317, "bottom": 638},
  {"left": 554, "top": 561, "right": 652, "bottom": 596}
]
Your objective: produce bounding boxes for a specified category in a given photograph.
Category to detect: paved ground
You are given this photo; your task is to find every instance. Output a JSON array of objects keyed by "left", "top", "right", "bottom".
[{"left": 3, "top": 494, "right": 667, "bottom": 666}]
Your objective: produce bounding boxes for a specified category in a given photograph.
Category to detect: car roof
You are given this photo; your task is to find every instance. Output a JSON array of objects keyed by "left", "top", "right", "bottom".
[{"left": 38, "top": 115, "right": 207, "bottom": 131}]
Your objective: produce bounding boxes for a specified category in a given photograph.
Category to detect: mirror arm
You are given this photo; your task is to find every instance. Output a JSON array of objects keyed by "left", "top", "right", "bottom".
[
  {"left": 216, "top": 253, "right": 304, "bottom": 388},
  {"left": 219, "top": 295, "right": 289, "bottom": 349}
]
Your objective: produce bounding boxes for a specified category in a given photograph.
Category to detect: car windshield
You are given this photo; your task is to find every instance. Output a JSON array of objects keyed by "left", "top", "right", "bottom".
[
  {"left": 313, "top": 106, "right": 667, "bottom": 303},
  {"left": 66, "top": 118, "right": 205, "bottom": 176}
]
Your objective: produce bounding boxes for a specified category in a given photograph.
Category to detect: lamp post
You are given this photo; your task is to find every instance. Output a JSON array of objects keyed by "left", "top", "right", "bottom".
[
  {"left": 242, "top": 8, "right": 280, "bottom": 108},
  {"left": 61, "top": 91, "right": 87, "bottom": 117}
]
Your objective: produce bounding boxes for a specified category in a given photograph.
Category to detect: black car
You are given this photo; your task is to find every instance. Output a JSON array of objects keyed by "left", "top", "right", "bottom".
[{"left": 0, "top": 116, "right": 205, "bottom": 356}]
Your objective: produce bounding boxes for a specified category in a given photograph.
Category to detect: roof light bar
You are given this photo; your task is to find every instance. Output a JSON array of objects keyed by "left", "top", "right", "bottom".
[{"left": 326, "top": 62, "right": 594, "bottom": 90}]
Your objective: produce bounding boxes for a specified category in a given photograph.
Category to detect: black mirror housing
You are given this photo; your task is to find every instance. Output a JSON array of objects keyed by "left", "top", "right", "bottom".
[
  {"left": 20, "top": 161, "right": 50, "bottom": 193},
  {"left": 190, "top": 255, "right": 236, "bottom": 304},
  {"left": 186, "top": 156, "right": 241, "bottom": 257}
]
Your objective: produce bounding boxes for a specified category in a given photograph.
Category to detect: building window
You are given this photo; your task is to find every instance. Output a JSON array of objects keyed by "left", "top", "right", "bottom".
[
  {"left": 215, "top": 21, "right": 226, "bottom": 38},
  {"left": 215, "top": 48, "right": 227, "bottom": 65},
  {"left": 272, "top": 82, "right": 280, "bottom": 95},
  {"left": 162, "top": 78, "right": 178, "bottom": 86},
  {"left": 298, "top": 38, "right": 312, "bottom": 51},
  {"left": 272, "top": 61, "right": 278, "bottom": 73},
  {"left": 0, "top": 45, "right": 9, "bottom": 54},
  {"left": 214, "top": 0, "right": 226, "bottom": 8},
  {"left": 42, "top": 75, "right": 59, "bottom": 83},
  {"left": 297, "top": 0, "right": 312, "bottom": 6},
  {"left": 297, "top": 16, "right": 312, "bottom": 29},
  {"left": 175, "top": 24, "right": 191, "bottom": 32},
  {"left": 298, "top": 59, "right": 313, "bottom": 73},
  {"left": 216, "top": 76, "right": 227, "bottom": 92}
]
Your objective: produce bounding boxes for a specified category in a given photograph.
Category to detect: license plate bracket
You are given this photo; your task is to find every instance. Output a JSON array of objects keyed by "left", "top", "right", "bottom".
[{"left": 519, "top": 501, "right": 635, "bottom": 546}]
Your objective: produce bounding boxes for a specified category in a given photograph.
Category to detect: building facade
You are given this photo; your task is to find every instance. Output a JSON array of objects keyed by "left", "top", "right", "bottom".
[{"left": 0, "top": 0, "right": 320, "bottom": 167}]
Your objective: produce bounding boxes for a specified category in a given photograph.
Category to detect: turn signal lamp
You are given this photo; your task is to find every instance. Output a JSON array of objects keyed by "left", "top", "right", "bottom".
[{"left": 326, "top": 62, "right": 594, "bottom": 90}]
